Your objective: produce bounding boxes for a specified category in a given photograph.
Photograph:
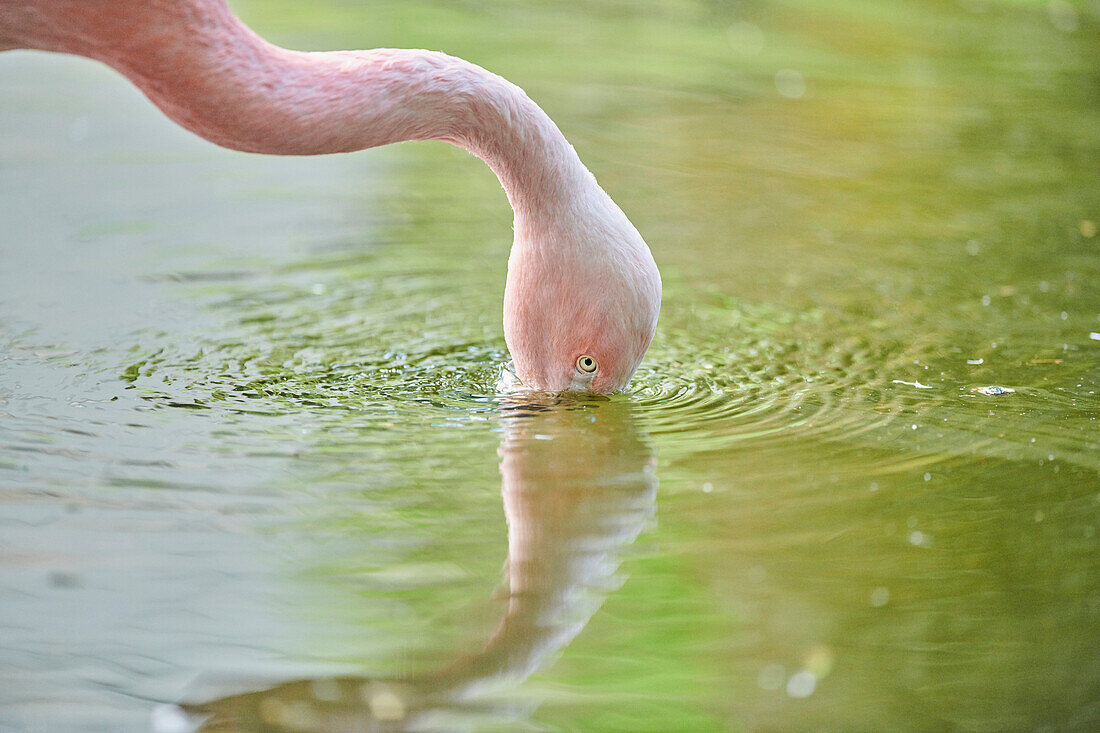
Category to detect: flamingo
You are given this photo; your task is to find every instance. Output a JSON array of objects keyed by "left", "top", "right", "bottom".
[{"left": 0, "top": 0, "right": 662, "bottom": 393}]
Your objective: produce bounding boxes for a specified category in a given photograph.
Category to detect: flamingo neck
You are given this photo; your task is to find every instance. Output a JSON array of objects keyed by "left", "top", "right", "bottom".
[{"left": 5, "top": 0, "right": 593, "bottom": 227}]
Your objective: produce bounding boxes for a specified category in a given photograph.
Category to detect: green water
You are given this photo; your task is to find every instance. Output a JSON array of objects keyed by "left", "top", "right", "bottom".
[{"left": 1, "top": 1, "right": 1098, "bottom": 730}]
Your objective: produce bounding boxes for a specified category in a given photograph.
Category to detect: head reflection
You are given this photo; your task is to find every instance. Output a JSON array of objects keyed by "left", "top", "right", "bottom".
[{"left": 167, "top": 396, "right": 656, "bottom": 731}]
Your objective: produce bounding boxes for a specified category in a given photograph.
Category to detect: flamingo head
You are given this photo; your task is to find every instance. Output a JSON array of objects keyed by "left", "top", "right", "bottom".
[{"left": 502, "top": 189, "right": 661, "bottom": 394}]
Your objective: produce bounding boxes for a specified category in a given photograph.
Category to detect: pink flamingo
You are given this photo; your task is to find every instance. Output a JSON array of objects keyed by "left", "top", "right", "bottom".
[{"left": 1, "top": 0, "right": 661, "bottom": 393}]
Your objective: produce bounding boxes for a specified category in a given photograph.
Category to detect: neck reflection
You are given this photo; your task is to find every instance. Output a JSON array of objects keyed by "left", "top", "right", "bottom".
[{"left": 174, "top": 396, "right": 657, "bottom": 731}]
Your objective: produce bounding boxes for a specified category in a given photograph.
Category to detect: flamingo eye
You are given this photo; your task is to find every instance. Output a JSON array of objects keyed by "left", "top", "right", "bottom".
[{"left": 576, "top": 355, "right": 598, "bottom": 374}]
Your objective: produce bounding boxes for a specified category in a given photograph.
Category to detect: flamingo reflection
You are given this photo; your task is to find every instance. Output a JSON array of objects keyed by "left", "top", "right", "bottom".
[{"left": 164, "top": 397, "right": 656, "bottom": 731}]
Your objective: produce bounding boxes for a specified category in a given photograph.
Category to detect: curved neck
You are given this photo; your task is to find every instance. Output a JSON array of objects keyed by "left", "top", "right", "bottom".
[{"left": 4, "top": 0, "right": 592, "bottom": 223}]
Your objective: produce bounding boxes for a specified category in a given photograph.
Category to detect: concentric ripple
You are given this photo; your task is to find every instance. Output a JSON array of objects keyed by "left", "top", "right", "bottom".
[
  {"left": 117, "top": 256, "right": 1099, "bottom": 476},
  {"left": 626, "top": 298, "right": 1099, "bottom": 472}
]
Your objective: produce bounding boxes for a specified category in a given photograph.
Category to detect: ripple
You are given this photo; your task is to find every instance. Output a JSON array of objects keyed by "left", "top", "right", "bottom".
[
  {"left": 627, "top": 305, "right": 896, "bottom": 447},
  {"left": 626, "top": 299, "right": 1099, "bottom": 472},
  {"left": 113, "top": 268, "right": 1100, "bottom": 474}
]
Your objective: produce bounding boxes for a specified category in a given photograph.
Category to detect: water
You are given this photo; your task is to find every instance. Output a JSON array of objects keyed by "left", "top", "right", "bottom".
[{"left": 1, "top": 1, "right": 1098, "bottom": 730}]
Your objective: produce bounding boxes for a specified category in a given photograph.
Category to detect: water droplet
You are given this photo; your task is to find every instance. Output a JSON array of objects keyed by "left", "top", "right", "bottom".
[
  {"left": 367, "top": 688, "right": 406, "bottom": 721},
  {"left": 870, "top": 586, "right": 890, "bottom": 607},
  {"left": 786, "top": 670, "right": 817, "bottom": 698},
  {"left": 775, "top": 69, "right": 806, "bottom": 99},
  {"left": 971, "top": 385, "right": 1015, "bottom": 396}
]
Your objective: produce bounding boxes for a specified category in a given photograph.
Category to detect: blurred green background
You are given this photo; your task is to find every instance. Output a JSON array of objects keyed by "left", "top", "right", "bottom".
[{"left": 0, "top": 1, "right": 1097, "bottom": 730}]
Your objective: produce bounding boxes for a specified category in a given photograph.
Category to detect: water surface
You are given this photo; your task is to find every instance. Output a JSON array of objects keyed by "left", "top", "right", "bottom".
[{"left": 1, "top": 1, "right": 1098, "bottom": 730}]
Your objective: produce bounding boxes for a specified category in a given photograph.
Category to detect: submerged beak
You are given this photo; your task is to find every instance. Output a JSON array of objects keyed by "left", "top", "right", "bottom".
[{"left": 568, "top": 370, "right": 598, "bottom": 393}]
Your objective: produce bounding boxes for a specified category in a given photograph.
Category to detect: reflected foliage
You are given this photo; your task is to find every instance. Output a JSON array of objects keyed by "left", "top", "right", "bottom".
[{"left": 0, "top": 1, "right": 1097, "bottom": 731}]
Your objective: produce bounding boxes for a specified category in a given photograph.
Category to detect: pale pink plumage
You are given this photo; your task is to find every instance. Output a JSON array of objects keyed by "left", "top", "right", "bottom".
[{"left": 1, "top": 0, "right": 661, "bottom": 393}]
